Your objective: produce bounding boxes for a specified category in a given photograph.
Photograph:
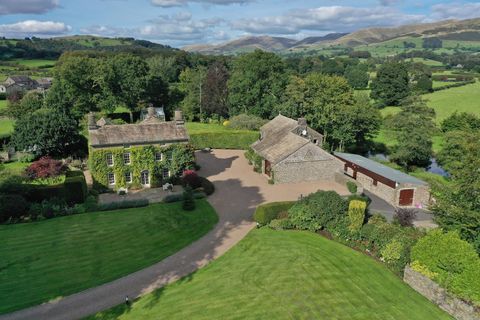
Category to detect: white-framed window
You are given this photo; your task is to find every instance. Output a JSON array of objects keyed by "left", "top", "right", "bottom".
[
  {"left": 167, "top": 151, "right": 173, "bottom": 161},
  {"left": 155, "top": 152, "right": 163, "bottom": 162},
  {"left": 106, "top": 153, "right": 114, "bottom": 166},
  {"left": 123, "top": 152, "right": 131, "bottom": 165},
  {"left": 108, "top": 172, "right": 115, "bottom": 185},
  {"left": 162, "top": 168, "right": 170, "bottom": 180},
  {"left": 125, "top": 172, "right": 132, "bottom": 183},
  {"left": 141, "top": 170, "right": 150, "bottom": 185}
]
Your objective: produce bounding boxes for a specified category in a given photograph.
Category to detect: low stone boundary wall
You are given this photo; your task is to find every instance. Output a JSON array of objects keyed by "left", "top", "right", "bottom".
[
  {"left": 404, "top": 265, "right": 480, "bottom": 320},
  {"left": 334, "top": 172, "right": 364, "bottom": 194}
]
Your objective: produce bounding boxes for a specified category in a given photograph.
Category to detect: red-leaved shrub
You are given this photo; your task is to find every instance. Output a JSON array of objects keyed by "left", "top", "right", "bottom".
[
  {"left": 25, "top": 157, "right": 67, "bottom": 180},
  {"left": 182, "top": 169, "right": 201, "bottom": 189}
]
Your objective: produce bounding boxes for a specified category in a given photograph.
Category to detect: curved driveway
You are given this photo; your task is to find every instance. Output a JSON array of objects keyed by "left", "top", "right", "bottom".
[{"left": 1, "top": 150, "right": 348, "bottom": 320}]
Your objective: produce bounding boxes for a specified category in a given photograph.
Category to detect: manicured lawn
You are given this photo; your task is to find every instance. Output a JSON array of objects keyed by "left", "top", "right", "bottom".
[
  {"left": 0, "top": 200, "right": 218, "bottom": 314},
  {"left": 0, "top": 117, "right": 14, "bottom": 137},
  {"left": 2, "top": 161, "right": 29, "bottom": 174},
  {"left": 89, "top": 229, "right": 451, "bottom": 320},
  {"left": 0, "top": 100, "right": 7, "bottom": 110},
  {"left": 186, "top": 122, "right": 253, "bottom": 134},
  {"left": 186, "top": 122, "right": 259, "bottom": 149}
]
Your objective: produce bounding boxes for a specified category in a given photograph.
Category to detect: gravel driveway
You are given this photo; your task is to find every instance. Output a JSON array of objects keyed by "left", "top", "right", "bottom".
[{"left": 1, "top": 149, "right": 348, "bottom": 320}]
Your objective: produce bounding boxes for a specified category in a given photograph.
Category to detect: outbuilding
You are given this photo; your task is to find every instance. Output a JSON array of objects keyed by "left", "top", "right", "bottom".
[{"left": 334, "top": 152, "right": 431, "bottom": 208}]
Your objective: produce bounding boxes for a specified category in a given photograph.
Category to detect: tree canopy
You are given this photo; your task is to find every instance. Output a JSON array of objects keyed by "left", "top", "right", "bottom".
[{"left": 371, "top": 61, "right": 410, "bottom": 107}]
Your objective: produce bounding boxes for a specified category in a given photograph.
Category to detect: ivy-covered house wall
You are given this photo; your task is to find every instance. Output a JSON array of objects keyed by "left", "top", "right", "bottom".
[{"left": 89, "top": 144, "right": 195, "bottom": 190}]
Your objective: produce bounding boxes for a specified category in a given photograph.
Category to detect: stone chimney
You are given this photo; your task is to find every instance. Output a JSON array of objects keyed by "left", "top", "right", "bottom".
[
  {"left": 174, "top": 110, "right": 185, "bottom": 126},
  {"left": 147, "top": 106, "right": 156, "bottom": 119},
  {"left": 298, "top": 118, "right": 307, "bottom": 136},
  {"left": 88, "top": 112, "right": 98, "bottom": 130}
]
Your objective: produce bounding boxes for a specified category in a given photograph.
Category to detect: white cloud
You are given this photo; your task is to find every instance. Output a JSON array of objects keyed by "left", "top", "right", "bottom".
[
  {"left": 0, "top": 0, "right": 59, "bottom": 15},
  {"left": 0, "top": 20, "right": 71, "bottom": 37},
  {"left": 231, "top": 6, "right": 426, "bottom": 35},
  {"left": 151, "top": 0, "right": 252, "bottom": 7},
  {"left": 429, "top": 2, "right": 480, "bottom": 20}
]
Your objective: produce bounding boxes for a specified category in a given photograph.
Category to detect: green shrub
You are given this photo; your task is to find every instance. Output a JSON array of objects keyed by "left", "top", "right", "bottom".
[
  {"left": 244, "top": 147, "right": 263, "bottom": 171},
  {"left": 189, "top": 132, "right": 259, "bottom": 150},
  {"left": 182, "top": 186, "right": 196, "bottom": 211},
  {"left": 228, "top": 114, "right": 267, "bottom": 130},
  {"left": 268, "top": 218, "right": 293, "bottom": 230},
  {"left": 63, "top": 171, "right": 88, "bottom": 205},
  {"left": 368, "top": 213, "right": 387, "bottom": 225},
  {"left": 96, "top": 199, "right": 149, "bottom": 211},
  {"left": 346, "top": 181, "right": 357, "bottom": 194},
  {"left": 411, "top": 229, "right": 480, "bottom": 305},
  {"left": 0, "top": 194, "right": 29, "bottom": 223},
  {"left": 288, "top": 191, "right": 348, "bottom": 231},
  {"left": 348, "top": 200, "right": 366, "bottom": 233},
  {"left": 347, "top": 193, "right": 371, "bottom": 206},
  {"left": 28, "top": 197, "right": 67, "bottom": 219},
  {"left": 163, "top": 194, "right": 183, "bottom": 203},
  {"left": 253, "top": 201, "right": 295, "bottom": 225}
]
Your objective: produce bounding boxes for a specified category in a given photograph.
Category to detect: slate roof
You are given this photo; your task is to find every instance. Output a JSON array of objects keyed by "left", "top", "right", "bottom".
[
  {"left": 251, "top": 114, "right": 325, "bottom": 165},
  {"left": 89, "top": 119, "right": 189, "bottom": 148},
  {"left": 334, "top": 152, "right": 428, "bottom": 186},
  {"left": 8, "top": 76, "right": 36, "bottom": 84}
]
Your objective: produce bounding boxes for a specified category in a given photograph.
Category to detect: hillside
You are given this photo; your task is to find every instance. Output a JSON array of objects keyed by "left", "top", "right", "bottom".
[
  {"left": 0, "top": 35, "right": 178, "bottom": 59},
  {"left": 184, "top": 18, "right": 480, "bottom": 55}
]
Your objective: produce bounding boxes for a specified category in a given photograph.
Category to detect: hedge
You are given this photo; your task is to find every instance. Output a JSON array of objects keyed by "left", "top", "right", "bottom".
[
  {"left": 432, "top": 79, "right": 476, "bottom": 92},
  {"left": 189, "top": 132, "right": 259, "bottom": 150},
  {"left": 254, "top": 201, "right": 295, "bottom": 225}
]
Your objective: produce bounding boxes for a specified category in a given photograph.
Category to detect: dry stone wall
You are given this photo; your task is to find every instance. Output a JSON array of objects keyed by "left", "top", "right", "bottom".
[{"left": 404, "top": 266, "right": 480, "bottom": 320}]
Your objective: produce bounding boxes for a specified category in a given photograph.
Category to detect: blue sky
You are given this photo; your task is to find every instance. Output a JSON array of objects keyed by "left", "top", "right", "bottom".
[{"left": 0, "top": 0, "right": 479, "bottom": 48}]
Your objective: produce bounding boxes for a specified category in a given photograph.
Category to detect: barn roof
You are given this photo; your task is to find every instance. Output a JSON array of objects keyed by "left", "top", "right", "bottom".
[
  {"left": 251, "top": 114, "right": 325, "bottom": 165},
  {"left": 89, "top": 120, "right": 189, "bottom": 148},
  {"left": 334, "top": 152, "right": 428, "bottom": 186}
]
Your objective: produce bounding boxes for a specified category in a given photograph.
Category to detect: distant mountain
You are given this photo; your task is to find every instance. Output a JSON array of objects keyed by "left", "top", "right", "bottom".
[{"left": 184, "top": 18, "right": 480, "bottom": 55}]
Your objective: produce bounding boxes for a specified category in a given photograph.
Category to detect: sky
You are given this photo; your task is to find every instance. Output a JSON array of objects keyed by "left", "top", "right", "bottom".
[{"left": 0, "top": 0, "right": 479, "bottom": 48}]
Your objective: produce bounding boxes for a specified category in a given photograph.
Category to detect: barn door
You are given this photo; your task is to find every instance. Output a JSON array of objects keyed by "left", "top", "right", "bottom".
[
  {"left": 264, "top": 160, "right": 272, "bottom": 177},
  {"left": 399, "top": 189, "right": 414, "bottom": 206}
]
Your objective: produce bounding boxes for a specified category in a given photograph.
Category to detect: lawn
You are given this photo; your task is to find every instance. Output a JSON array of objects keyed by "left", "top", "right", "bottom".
[
  {"left": 186, "top": 122, "right": 259, "bottom": 149},
  {"left": 0, "top": 117, "right": 14, "bottom": 137},
  {"left": 373, "top": 128, "right": 444, "bottom": 153},
  {"left": 0, "top": 200, "right": 218, "bottom": 314},
  {"left": 2, "top": 161, "right": 30, "bottom": 174},
  {"left": 11, "top": 59, "right": 56, "bottom": 68},
  {"left": 89, "top": 229, "right": 451, "bottom": 320},
  {"left": 0, "top": 100, "right": 7, "bottom": 111}
]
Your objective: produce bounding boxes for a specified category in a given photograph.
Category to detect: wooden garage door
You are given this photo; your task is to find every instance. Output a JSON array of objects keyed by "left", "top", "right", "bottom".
[{"left": 399, "top": 189, "right": 414, "bottom": 206}]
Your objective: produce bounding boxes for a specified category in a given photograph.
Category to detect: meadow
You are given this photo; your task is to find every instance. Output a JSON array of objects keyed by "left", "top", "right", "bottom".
[
  {"left": 89, "top": 229, "right": 451, "bottom": 320},
  {"left": 0, "top": 200, "right": 218, "bottom": 314}
]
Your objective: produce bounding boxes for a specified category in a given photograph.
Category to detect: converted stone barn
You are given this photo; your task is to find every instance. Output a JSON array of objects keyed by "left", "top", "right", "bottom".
[
  {"left": 251, "top": 115, "right": 343, "bottom": 184},
  {"left": 88, "top": 108, "right": 192, "bottom": 190},
  {"left": 334, "top": 152, "right": 431, "bottom": 208}
]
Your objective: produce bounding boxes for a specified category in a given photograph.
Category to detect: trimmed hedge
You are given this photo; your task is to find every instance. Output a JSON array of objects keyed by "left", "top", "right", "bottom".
[
  {"left": 96, "top": 199, "right": 149, "bottom": 212},
  {"left": 432, "top": 79, "right": 476, "bottom": 92},
  {"left": 254, "top": 201, "right": 295, "bottom": 225},
  {"left": 189, "top": 132, "right": 259, "bottom": 150}
]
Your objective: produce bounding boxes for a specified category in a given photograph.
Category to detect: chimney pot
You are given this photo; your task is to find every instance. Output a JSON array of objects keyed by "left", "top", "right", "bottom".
[
  {"left": 88, "top": 112, "right": 98, "bottom": 130},
  {"left": 174, "top": 110, "right": 184, "bottom": 125},
  {"left": 147, "top": 106, "right": 156, "bottom": 118},
  {"left": 298, "top": 118, "right": 307, "bottom": 126}
]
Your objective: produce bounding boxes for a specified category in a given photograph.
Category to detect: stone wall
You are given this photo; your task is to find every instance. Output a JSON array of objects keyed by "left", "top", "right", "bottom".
[
  {"left": 404, "top": 266, "right": 480, "bottom": 320},
  {"left": 397, "top": 183, "right": 431, "bottom": 208},
  {"left": 334, "top": 172, "right": 364, "bottom": 194},
  {"left": 356, "top": 171, "right": 397, "bottom": 205}
]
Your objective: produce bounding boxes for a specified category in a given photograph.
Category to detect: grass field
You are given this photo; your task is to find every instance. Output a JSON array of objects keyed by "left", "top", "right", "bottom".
[
  {"left": 0, "top": 100, "right": 7, "bottom": 110},
  {"left": 0, "top": 200, "right": 218, "bottom": 314},
  {"left": 11, "top": 59, "right": 56, "bottom": 68},
  {"left": 0, "top": 118, "right": 14, "bottom": 137},
  {"left": 409, "top": 58, "right": 444, "bottom": 67},
  {"left": 186, "top": 122, "right": 259, "bottom": 149},
  {"left": 2, "top": 161, "right": 29, "bottom": 174},
  {"left": 373, "top": 128, "right": 444, "bottom": 153},
  {"left": 89, "top": 229, "right": 451, "bottom": 320},
  {"left": 186, "top": 122, "right": 256, "bottom": 134}
]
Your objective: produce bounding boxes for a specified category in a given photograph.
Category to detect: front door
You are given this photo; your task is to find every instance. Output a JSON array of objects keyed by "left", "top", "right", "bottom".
[
  {"left": 141, "top": 170, "right": 150, "bottom": 187},
  {"left": 264, "top": 160, "right": 272, "bottom": 177},
  {"left": 399, "top": 189, "right": 414, "bottom": 206}
]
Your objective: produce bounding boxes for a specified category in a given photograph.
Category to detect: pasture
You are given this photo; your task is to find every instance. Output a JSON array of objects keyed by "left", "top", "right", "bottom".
[
  {"left": 0, "top": 200, "right": 218, "bottom": 314},
  {"left": 89, "top": 229, "right": 451, "bottom": 320}
]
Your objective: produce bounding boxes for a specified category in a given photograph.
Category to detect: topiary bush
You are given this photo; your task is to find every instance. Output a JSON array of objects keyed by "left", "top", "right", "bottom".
[
  {"left": 0, "top": 194, "right": 29, "bottom": 223},
  {"left": 348, "top": 200, "right": 366, "bottom": 233},
  {"left": 346, "top": 181, "right": 358, "bottom": 194},
  {"left": 288, "top": 191, "right": 348, "bottom": 231},
  {"left": 199, "top": 177, "right": 215, "bottom": 196},
  {"left": 182, "top": 186, "right": 196, "bottom": 211},
  {"left": 254, "top": 201, "right": 295, "bottom": 225}
]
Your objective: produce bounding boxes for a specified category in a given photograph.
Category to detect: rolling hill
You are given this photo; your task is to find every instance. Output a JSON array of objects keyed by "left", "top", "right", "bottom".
[{"left": 184, "top": 18, "right": 480, "bottom": 55}]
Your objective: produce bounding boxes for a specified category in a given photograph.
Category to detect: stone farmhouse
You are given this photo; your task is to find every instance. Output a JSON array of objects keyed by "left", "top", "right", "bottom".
[
  {"left": 0, "top": 75, "right": 53, "bottom": 96},
  {"left": 251, "top": 115, "right": 344, "bottom": 183},
  {"left": 335, "top": 152, "right": 431, "bottom": 208},
  {"left": 88, "top": 108, "right": 192, "bottom": 190}
]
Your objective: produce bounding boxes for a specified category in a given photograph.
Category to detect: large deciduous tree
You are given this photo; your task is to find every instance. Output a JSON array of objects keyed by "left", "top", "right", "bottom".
[
  {"left": 10, "top": 108, "right": 84, "bottom": 157},
  {"left": 178, "top": 66, "right": 207, "bottom": 121},
  {"left": 385, "top": 95, "right": 436, "bottom": 169},
  {"left": 5, "top": 91, "right": 44, "bottom": 119},
  {"left": 202, "top": 61, "right": 229, "bottom": 118},
  {"left": 371, "top": 61, "right": 410, "bottom": 107},
  {"left": 228, "top": 50, "right": 286, "bottom": 119},
  {"left": 344, "top": 64, "right": 369, "bottom": 89}
]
